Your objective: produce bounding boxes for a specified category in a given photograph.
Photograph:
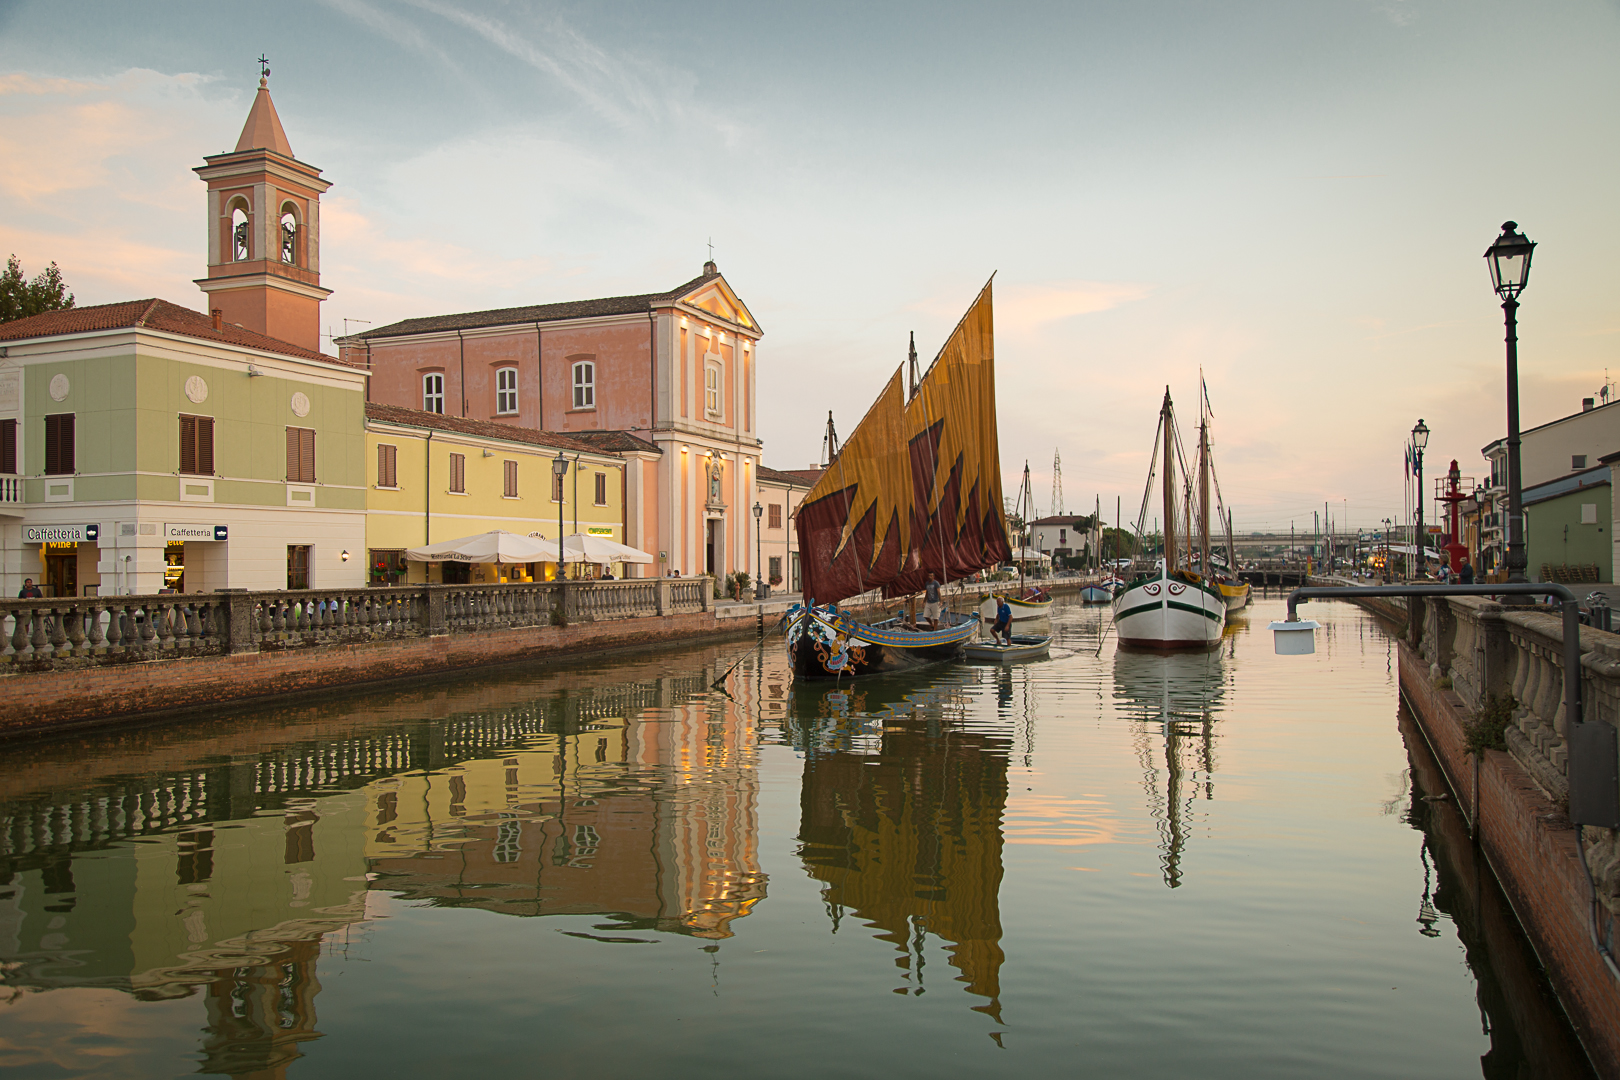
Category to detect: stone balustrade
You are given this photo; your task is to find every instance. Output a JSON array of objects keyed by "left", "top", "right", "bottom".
[
  {"left": 1414, "top": 593, "right": 1620, "bottom": 917},
  {"left": 0, "top": 577, "right": 712, "bottom": 670}
]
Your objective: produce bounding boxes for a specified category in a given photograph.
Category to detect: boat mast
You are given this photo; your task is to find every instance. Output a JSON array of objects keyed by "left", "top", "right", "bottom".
[
  {"left": 1198, "top": 400, "right": 1211, "bottom": 575},
  {"left": 1160, "top": 388, "right": 1177, "bottom": 572},
  {"left": 1018, "top": 460, "right": 1032, "bottom": 594}
]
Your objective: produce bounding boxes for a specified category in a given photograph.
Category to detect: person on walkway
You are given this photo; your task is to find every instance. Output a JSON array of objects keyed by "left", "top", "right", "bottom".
[
  {"left": 1459, "top": 557, "right": 1475, "bottom": 585},
  {"left": 17, "top": 578, "right": 41, "bottom": 599},
  {"left": 992, "top": 595, "right": 1013, "bottom": 646},
  {"left": 923, "top": 573, "right": 943, "bottom": 630}
]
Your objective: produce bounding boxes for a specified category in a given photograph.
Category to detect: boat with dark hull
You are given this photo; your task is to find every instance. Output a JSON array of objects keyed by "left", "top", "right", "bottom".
[{"left": 788, "top": 280, "right": 1010, "bottom": 682}]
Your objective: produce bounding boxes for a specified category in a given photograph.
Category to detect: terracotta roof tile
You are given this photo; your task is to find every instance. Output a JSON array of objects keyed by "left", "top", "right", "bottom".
[
  {"left": 360, "top": 272, "right": 721, "bottom": 339},
  {"left": 758, "top": 465, "right": 820, "bottom": 487},
  {"left": 566, "top": 429, "right": 662, "bottom": 454},
  {"left": 0, "top": 298, "right": 361, "bottom": 368},
  {"left": 364, "top": 402, "right": 614, "bottom": 455}
]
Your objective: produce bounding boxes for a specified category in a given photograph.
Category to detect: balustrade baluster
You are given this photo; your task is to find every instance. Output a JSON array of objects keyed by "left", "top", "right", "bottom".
[
  {"left": 157, "top": 603, "right": 177, "bottom": 650},
  {"left": 65, "top": 605, "right": 87, "bottom": 656},
  {"left": 29, "top": 608, "right": 48, "bottom": 660},
  {"left": 86, "top": 603, "right": 107, "bottom": 653}
]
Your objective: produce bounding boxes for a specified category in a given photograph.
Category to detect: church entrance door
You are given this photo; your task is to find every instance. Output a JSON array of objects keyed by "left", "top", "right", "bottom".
[{"left": 705, "top": 520, "right": 716, "bottom": 577}]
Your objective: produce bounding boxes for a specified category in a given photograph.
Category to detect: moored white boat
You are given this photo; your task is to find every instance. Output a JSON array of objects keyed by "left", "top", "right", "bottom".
[
  {"left": 1112, "top": 562, "right": 1225, "bottom": 650},
  {"left": 980, "top": 592, "right": 1054, "bottom": 622},
  {"left": 963, "top": 633, "right": 1051, "bottom": 663},
  {"left": 1080, "top": 581, "right": 1114, "bottom": 603},
  {"left": 1217, "top": 578, "right": 1251, "bottom": 613}
]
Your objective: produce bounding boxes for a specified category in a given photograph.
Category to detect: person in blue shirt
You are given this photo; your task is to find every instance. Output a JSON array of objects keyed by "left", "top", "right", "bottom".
[{"left": 992, "top": 596, "right": 1013, "bottom": 645}]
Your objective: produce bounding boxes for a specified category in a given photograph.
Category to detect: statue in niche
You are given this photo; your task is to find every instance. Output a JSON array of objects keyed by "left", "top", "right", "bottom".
[{"left": 708, "top": 457, "right": 724, "bottom": 506}]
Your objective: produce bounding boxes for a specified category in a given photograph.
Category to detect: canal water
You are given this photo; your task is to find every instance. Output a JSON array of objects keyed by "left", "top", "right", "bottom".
[{"left": 0, "top": 596, "right": 1594, "bottom": 1078}]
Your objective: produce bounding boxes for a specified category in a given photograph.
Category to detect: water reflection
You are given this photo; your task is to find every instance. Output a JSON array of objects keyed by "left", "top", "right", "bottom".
[
  {"left": 792, "top": 674, "right": 1009, "bottom": 1021},
  {"left": 1111, "top": 649, "right": 1226, "bottom": 887}
]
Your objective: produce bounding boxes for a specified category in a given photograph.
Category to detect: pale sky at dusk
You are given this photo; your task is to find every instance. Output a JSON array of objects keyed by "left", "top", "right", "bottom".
[{"left": 1, "top": 0, "right": 1616, "bottom": 532}]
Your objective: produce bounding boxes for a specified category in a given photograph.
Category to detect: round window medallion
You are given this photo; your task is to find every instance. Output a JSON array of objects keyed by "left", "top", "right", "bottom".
[
  {"left": 290, "top": 392, "right": 311, "bottom": 417},
  {"left": 48, "top": 373, "right": 69, "bottom": 402},
  {"left": 184, "top": 375, "right": 208, "bottom": 404}
]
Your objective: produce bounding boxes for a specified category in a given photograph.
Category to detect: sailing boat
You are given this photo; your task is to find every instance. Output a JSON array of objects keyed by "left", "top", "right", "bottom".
[
  {"left": 982, "top": 461, "right": 1053, "bottom": 622},
  {"left": 787, "top": 280, "right": 1011, "bottom": 680},
  {"left": 1111, "top": 388, "right": 1225, "bottom": 649},
  {"left": 1081, "top": 494, "right": 1113, "bottom": 602},
  {"left": 1195, "top": 380, "right": 1251, "bottom": 616}
]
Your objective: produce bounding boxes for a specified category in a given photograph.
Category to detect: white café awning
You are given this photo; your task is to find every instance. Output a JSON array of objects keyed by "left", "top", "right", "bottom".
[{"left": 405, "top": 530, "right": 561, "bottom": 564}]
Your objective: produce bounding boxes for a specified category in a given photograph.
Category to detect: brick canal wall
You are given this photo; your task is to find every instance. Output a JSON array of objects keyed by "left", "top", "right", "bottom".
[{"left": 1394, "top": 592, "right": 1620, "bottom": 1079}]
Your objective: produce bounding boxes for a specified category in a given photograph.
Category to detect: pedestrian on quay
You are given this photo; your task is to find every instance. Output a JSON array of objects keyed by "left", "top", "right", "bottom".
[
  {"left": 17, "top": 578, "right": 42, "bottom": 599},
  {"left": 923, "top": 573, "right": 943, "bottom": 630},
  {"left": 1459, "top": 557, "right": 1475, "bottom": 585}
]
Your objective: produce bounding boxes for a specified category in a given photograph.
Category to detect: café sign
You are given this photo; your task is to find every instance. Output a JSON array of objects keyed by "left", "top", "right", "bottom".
[
  {"left": 25, "top": 523, "right": 99, "bottom": 544},
  {"left": 165, "top": 523, "right": 228, "bottom": 542}
]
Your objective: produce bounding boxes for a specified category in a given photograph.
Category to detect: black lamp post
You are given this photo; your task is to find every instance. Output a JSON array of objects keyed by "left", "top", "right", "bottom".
[
  {"left": 1485, "top": 221, "right": 1535, "bottom": 586},
  {"left": 752, "top": 501, "right": 765, "bottom": 599},
  {"left": 1382, "top": 516, "right": 1393, "bottom": 584},
  {"left": 1411, "top": 419, "right": 1429, "bottom": 579},
  {"left": 552, "top": 452, "right": 570, "bottom": 581}
]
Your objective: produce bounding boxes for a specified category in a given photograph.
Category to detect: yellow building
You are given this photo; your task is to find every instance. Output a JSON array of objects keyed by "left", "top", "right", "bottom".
[{"left": 364, "top": 402, "right": 638, "bottom": 583}]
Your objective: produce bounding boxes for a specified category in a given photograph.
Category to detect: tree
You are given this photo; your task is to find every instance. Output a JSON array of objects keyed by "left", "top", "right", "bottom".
[{"left": 0, "top": 255, "right": 75, "bottom": 324}]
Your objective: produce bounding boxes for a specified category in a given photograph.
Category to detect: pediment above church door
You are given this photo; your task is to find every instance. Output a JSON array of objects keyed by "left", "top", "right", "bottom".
[{"left": 678, "top": 277, "right": 760, "bottom": 333}]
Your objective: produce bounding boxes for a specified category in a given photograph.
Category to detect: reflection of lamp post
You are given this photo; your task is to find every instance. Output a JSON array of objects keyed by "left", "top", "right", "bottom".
[
  {"left": 752, "top": 501, "right": 764, "bottom": 599},
  {"left": 1485, "top": 221, "right": 1535, "bottom": 587},
  {"left": 552, "top": 452, "right": 570, "bottom": 581},
  {"left": 1411, "top": 420, "right": 1429, "bottom": 579}
]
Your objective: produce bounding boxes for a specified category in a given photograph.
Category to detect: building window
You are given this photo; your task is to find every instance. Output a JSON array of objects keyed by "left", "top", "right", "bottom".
[
  {"left": 769, "top": 555, "right": 781, "bottom": 584},
  {"left": 449, "top": 452, "right": 466, "bottom": 494},
  {"left": 377, "top": 443, "right": 398, "bottom": 488},
  {"left": 504, "top": 459, "right": 519, "bottom": 498},
  {"left": 572, "top": 361, "right": 594, "bottom": 409},
  {"left": 594, "top": 472, "right": 607, "bottom": 505},
  {"left": 423, "top": 373, "right": 445, "bottom": 414},
  {"left": 790, "top": 552, "right": 801, "bottom": 592},
  {"left": 179, "top": 415, "right": 215, "bottom": 476},
  {"left": 287, "top": 545, "right": 310, "bottom": 590},
  {"left": 705, "top": 363, "right": 721, "bottom": 417},
  {"left": 1, "top": 418, "right": 16, "bottom": 473},
  {"left": 285, "top": 427, "right": 316, "bottom": 483},
  {"left": 1059, "top": 528, "right": 1067, "bottom": 544},
  {"left": 768, "top": 503, "right": 782, "bottom": 529},
  {"left": 496, "top": 367, "right": 519, "bottom": 415},
  {"left": 1573, "top": 455, "right": 1587, "bottom": 471},
  {"left": 44, "top": 413, "right": 75, "bottom": 475},
  {"left": 552, "top": 472, "right": 564, "bottom": 502},
  {"left": 369, "top": 548, "right": 406, "bottom": 585}
]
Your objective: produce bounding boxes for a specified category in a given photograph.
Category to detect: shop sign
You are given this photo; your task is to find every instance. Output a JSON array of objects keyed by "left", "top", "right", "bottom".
[
  {"left": 24, "top": 523, "right": 98, "bottom": 543},
  {"left": 165, "top": 523, "right": 228, "bottom": 542},
  {"left": 587, "top": 527, "right": 614, "bottom": 536}
]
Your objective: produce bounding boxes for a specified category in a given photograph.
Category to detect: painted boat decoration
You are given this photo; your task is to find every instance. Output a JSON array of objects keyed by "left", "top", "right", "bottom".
[
  {"left": 788, "top": 280, "right": 1010, "bottom": 681},
  {"left": 787, "top": 602, "right": 978, "bottom": 680},
  {"left": 963, "top": 633, "right": 1051, "bottom": 663},
  {"left": 1112, "top": 561, "right": 1225, "bottom": 650}
]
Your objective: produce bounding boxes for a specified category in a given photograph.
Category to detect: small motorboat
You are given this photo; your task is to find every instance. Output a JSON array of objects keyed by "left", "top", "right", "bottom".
[
  {"left": 1080, "top": 581, "right": 1114, "bottom": 603},
  {"left": 980, "top": 588, "right": 1054, "bottom": 622},
  {"left": 963, "top": 633, "right": 1052, "bottom": 663}
]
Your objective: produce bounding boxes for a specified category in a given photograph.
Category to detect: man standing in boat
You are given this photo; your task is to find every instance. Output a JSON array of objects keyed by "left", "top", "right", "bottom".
[{"left": 924, "top": 573, "right": 943, "bottom": 630}]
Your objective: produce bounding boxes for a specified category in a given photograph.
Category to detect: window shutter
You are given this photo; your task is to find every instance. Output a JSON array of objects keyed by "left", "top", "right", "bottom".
[
  {"left": 0, "top": 419, "right": 15, "bottom": 474},
  {"left": 300, "top": 428, "right": 316, "bottom": 484},
  {"left": 378, "top": 443, "right": 396, "bottom": 488},
  {"left": 180, "top": 416, "right": 197, "bottom": 474},
  {"left": 449, "top": 453, "right": 464, "bottom": 493},
  {"left": 504, "top": 459, "right": 518, "bottom": 498},
  {"left": 61, "top": 414, "right": 74, "bottom": 474},
  {"left": 287, "top": 428, "right": 299, "bottom": 481},
  {"left": 595, "top": 472, "right": 606, "bottom": 505},
  {"left": 45, "top": 414, "right": 74, "bottom": 476},
  {"left": 199, "top": 417, "right": 214, "bottom": 475}
]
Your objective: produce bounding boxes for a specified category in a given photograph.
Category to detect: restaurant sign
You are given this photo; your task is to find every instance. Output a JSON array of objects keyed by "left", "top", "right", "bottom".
[
  {"left": 165, "top": 523, "right": 228, "bottom": 542},
  {"left": 587, "top": 527, "right": 614, "bottom": 536},
  {"left": 24, "top": 523, "right": 99, "bottom": 544}
]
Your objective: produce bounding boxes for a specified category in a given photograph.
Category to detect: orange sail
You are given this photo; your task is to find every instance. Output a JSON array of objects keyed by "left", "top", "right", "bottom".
[{"left": 796, "top": 280, "right": 1010, "bottom": 604}]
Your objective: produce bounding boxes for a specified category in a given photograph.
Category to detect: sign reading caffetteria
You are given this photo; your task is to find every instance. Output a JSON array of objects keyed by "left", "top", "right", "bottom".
[
  {"left": 24, "top": 524, "right": 99, "bottom": 543},
  {"left": 165, "top": 523, "right": 228, "bottom": 542}
]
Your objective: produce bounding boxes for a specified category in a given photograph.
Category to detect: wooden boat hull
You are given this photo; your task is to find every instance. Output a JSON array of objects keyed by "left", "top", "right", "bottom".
[
  {"left": 1080, "top": 585, "right": 1113, "bottom": 603},
  {"left": 1111, "top": 566, "right": 1224, "bottom": 650},
  {"left": 979, "top": 595, "right": 1054, "bottom": 622},
  {"left": 1217, "top": 579, "right": 1251, "bottom": 615},
  {"left": 963, "top": 634, "right": 1051, "bottom": 662},
  {"left": 786, "top": 604, "right": 976, "bottom": 680}
]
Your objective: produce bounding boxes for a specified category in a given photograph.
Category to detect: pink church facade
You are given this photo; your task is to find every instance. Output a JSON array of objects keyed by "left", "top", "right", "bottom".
[{"left": 346, "top": 266, "right": 766, "bottom": 581}]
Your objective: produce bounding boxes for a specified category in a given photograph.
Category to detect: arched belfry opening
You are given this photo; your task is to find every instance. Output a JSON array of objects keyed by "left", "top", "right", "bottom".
[{"left": 194, "top": 66, "right": 331, "bottom": 352}]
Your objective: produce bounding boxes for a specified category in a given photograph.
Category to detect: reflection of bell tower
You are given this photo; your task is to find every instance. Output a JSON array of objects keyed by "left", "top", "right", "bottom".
[{"left": 194, "top": 64, "right": 331, "bottom": 353}]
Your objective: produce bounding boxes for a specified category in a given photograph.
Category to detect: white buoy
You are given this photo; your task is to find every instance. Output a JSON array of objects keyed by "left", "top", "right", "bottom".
[{"left": 1269, "top": 619, "right": 1321, "bottom": 655}]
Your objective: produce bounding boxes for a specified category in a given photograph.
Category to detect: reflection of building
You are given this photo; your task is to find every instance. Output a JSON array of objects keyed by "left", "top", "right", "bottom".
[
  {"left": 795, "top": 700, "right": 1010, "bottom": 1019},
  {"left": 365, "top": 680, "right": 767, "bottom": 938}
]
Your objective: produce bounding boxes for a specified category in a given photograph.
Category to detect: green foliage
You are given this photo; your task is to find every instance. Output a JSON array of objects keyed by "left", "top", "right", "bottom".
[
  {"left": 1464, "top": 692, "right": 1516, "bottom": 755},
  {"left": 0, "top": 255, "right": 75, "bottom": 324},
  {"left": 1436, "top": 674, "right": 1453, "bottom": 690},
  {"left": 550, "top": 601, "right": 568, "bottom": 627}
]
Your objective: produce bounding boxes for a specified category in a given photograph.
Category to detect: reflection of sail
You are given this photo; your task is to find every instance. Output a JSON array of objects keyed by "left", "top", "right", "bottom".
[
  {"left": 1112, "top": 650, "right": 1225, "bottom": 888},
  {"left": 796, "top": 700, "right": 1010, "bottom": 1021}
]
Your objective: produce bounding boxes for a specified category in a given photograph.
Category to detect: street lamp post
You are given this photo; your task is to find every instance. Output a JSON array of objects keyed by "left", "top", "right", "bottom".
[
  {"left": 1382, "top": 517, "right": 1393, "bottom": 583},
  {"left": 552, "top": 452, "right": 570, "bottom": 582},
  {"left": 753, "top": 501, "right": 765, "bottom": 599},
  {"left": 1411, "top": 420, "right": 1429, "bottom": 579},
  {"left": 1485, "top": 221, "right": 1536, "bottom": 587}
]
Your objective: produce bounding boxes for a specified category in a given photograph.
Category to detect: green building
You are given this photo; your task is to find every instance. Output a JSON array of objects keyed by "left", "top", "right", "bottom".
[{"left": 1524, "top": 465, "right": 1611, "bottom": 583}]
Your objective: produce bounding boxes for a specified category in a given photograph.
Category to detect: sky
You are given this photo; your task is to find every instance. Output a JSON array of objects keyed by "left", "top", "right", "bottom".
[{"left": 1, "top": 0, "right": 1616, "bottom": 533}]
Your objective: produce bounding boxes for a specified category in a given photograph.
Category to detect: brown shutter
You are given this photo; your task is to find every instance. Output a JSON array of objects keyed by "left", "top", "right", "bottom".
[
  {"left": 198, "top": 417, "right": 214, "bottom": 475},
  {"left": 61, "top": 414, "right": 74, "bottom": 474},
  {"left": 301, "top": 428, "right": 316, "bottom": 484},
  {"left": 180, "top": 416, "right": 196, "bottom": 474},
  {"left": 2, "top": 418, "right": 17, "bottom": 474},
  {"left": 504, "top": 459, "right": 518, "bottom": 498},
  {"left": 287, "top": 428, "right": 300, "bottom": 481},
  {"left": 378, "top": 443, "right": 397, "bottom": 488},
  {"left": 44, "top": 414, "right": 74, "bottom": 476}
]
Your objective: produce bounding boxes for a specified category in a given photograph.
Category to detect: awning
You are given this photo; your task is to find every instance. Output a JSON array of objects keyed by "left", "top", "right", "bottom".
[
  {"left": 405, "top": 530, "right": 561, "bottom": 563},
  {"left": 527, "top": 532, "right": 656, "bottom": 564}
]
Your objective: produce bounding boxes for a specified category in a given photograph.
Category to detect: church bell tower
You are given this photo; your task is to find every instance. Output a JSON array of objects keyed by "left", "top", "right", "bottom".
[{"left": 194, "top": 62, "right": 331, "bottom": 353}]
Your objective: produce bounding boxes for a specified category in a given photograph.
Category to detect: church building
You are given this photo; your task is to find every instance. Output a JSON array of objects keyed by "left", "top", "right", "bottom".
[{"left": 350, "top": 266, "right": 767, "bottom": 581}]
